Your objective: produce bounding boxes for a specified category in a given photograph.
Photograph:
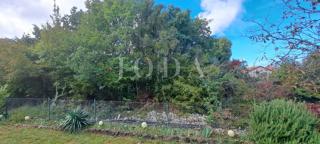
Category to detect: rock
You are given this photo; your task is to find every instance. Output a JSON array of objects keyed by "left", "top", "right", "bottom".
[
  {"left": 227, "top": 130, "right": 235, "bottom": 137},
  {"left": 24, "top": 116, "right": 31, "bottom": 121},
  {"left": 141, "top": 122, "right": 148, "bottom": 128},
  {"left": 212, "top": 128, "right": 224, "bottom": 134},
  {"left": 147, "top": 111, "right": 157, "bottom": 122}
]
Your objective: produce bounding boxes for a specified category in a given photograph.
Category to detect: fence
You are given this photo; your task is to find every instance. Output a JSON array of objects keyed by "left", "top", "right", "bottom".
[
  {"left": 4, "top": 98, "right": 205, "bottom": 127},
  {"left": 3, "top": 98, "right": 250, "bottom": 129}
]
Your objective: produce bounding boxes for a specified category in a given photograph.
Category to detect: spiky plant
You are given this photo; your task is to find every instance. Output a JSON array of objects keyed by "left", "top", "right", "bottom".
[
  {"left": 201, "top": 127, "right": 213, "bottom": 138},
  {"left": 60, "top": 109, "right": 90, "bottom": 133}
]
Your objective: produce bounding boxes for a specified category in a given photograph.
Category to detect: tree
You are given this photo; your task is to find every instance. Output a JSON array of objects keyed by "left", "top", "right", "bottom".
[
  {"left": 0, "top": 38, "right": 42, "bottom": 97},
  {"left": 68, "top": 0, "right": 234, "bottom": 102},
  {"left": 0, "top": 0, "right": 246, "bottom": 113},
  {"left": 249, "top": 0, "right": 319, "bottom": 61}
]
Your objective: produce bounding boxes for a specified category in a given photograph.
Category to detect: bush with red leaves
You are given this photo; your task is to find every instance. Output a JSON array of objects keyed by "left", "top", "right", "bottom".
[{"left": 306, "top": 103, "right": 320, "bottom": 117}]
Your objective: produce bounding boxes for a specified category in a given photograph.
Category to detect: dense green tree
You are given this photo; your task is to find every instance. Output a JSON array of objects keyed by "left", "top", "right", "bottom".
[
  {"left": 67, "top": 0, "right": 234, "bottom": 102},
  {"left": 0, "top": 38, "right": 43, "bottom": 97},
  {"left": 0, "top": 0, "right": 246, "bottom": 113}
]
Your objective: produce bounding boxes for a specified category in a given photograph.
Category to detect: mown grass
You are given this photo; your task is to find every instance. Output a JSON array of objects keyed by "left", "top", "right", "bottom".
[{"left": 0, "top": 125, "right": 171, "bottom": 144}]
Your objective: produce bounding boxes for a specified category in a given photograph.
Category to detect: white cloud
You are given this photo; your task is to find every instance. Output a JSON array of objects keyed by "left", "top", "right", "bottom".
[
  {"left": 199, "top": 0, "right": 244, "bottom": 35},
  {"left": 0, "top": 0, "right": 245, "bottom": 38},
  {"left": 0, "top": 0, "right": 86, "bottom": 38}
]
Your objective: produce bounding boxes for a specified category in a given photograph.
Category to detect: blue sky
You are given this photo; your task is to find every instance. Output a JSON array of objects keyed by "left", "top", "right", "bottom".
[
  {"left": 0, "top": 0, "right": 286, "bottom": 66},
  {"left": 156, "top": 0, "right": 284, "bottom": 66}
]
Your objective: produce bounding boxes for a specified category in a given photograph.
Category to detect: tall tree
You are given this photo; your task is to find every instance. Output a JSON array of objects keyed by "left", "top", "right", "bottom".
[{"left": 250, "top": 0, "right": 319, "bottom": 61}]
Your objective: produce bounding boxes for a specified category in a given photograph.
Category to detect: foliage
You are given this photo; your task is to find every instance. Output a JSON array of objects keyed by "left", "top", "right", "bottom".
[
  {"left": 0, "top": 0, "right": 247, "bottom": 115},
  {"left": 270, "top": 53, "right": 320, "bottom": 101},
  {"left": 165, "top": 78, "right": 205, "bottom": 113},
  {"left": 0, "top": 38, "right": 43, "bottom": 98},
  {"left": 201, "top": 127, "right": 213, "bottom": 138},
  {"left": 60, "top": 109, "right": 90, "bottom": 133},
  {"left": 293, "top": 52, "right": 320, "bottom": 100},
  {"left": 306, "top": 103, "right": 320, "bottom": 117},
  {"left": 247, "top": 0, "right": 320, "bottom": 102},
  {"left": 205, "top": 114, "right": 215, "bottom": 126},
  {"left": 0, "top": 84, "right": 10, "bottom": 107},
  {"left": 66, "top": 0, "right": 234, "bottom": 103},
  {"left": 249, "top": 99, "right": 320, "bottom": 144},
  {"left": 202, "top": 67, "right": 250, "bottom": 113}
]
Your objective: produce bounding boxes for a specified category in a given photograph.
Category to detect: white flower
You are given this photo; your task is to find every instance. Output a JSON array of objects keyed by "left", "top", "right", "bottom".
[
  {"left": 0, "top": 115, "right": 3, "bottom": 119},
  {"left": 227, "top": 130, "right": 235, "bottom": 137},
  {"left": 24, "top": 116, "right": 31, "bottom": 121},
  {"left": 141, "top": 122, "right": 148, "bottom": 128},
  {"left": 98, "top": 121, "right": 104, "bottom": 126}
]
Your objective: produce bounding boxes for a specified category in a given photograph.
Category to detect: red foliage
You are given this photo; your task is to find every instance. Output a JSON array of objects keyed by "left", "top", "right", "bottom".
[
  {"left": 228, "top": 60, "right": 242, "bottom": 70},
  {"left": 306, "top": 103, "right": 320, "bottom": 117},
  {"left": 250, "top": 81, "right": 291, "bottom": 100}
]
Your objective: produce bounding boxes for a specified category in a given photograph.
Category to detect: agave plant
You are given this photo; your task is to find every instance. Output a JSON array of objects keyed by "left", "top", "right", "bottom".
[
  {"left": 60, "top": 109, "right": 90, "bottom": 133},
  {"left": 201, "top": 127, "right": 213, "bottom": 138}
]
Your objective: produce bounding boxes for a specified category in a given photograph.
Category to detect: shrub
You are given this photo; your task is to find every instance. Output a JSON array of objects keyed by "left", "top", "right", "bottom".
[
  {"left": 249, "top": 99, "right": 320, "bottom": 144},
  {"left": 0, "top": 84, "right": 10, "bottom": 107},
  {"left": 306, "top": 103, "right": 320, "bottom": 117},
  {"left": 60, "top": 109, "right": 90, "bottom": 133}
]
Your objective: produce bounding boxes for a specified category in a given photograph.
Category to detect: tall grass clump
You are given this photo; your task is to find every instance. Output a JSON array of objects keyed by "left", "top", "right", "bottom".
[{"left": 249, "top": 99, "right": 320, "bottom": 144}]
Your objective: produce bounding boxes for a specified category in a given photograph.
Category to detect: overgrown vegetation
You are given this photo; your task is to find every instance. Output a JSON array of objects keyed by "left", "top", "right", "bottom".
[
  {"left": 0, "top": 84, "right": 9, "bottom": 107},
  {"left": 0, "top": 0, "right": 319, "bottom": 143},
  {"left": 201, "top": 127, "right": 213, "bottom": 138},
  {"left": 249, "top": 99, "right": 320, "bottom": 144},
  {"left": 0, "top": 0, "right": 250, "bottom": 115}
]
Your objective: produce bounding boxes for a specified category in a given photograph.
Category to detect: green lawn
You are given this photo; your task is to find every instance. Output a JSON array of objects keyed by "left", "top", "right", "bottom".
[{"left": 0, "top": 125, "right": 170, "bottom": 144}]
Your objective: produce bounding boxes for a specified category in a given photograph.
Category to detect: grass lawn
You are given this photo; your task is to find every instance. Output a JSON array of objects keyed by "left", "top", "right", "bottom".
[{"left": 0, "top": 125, "right": 170, "bottom": 144}]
